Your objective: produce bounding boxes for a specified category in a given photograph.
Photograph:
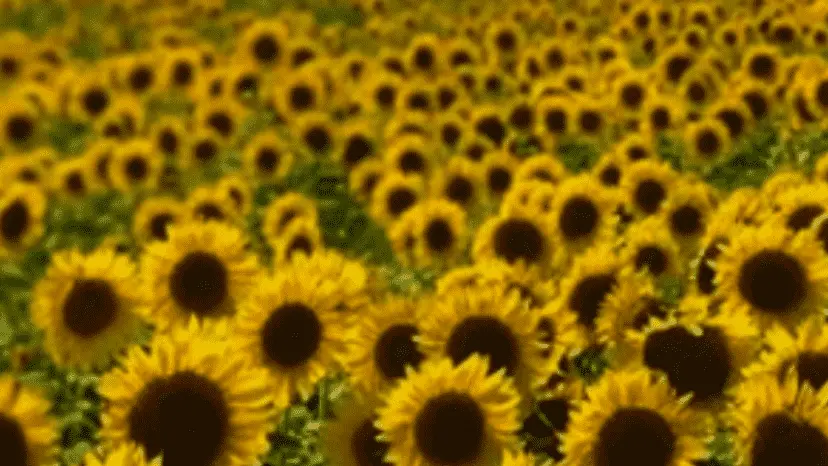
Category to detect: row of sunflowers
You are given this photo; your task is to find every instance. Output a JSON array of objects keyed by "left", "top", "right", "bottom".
[{"left": 4, "top": 0, "right": 828, "bottom": 465}]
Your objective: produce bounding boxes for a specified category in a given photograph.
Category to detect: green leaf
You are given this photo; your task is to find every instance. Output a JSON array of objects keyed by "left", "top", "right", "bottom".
[{"left": 0, "top": 313, "right": 13, "bottom": 347}]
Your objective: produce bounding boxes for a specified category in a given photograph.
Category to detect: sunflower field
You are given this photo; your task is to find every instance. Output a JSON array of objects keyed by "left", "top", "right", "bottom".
[{"left": 7, "top": 0, "right": 828, "bottom": 465}]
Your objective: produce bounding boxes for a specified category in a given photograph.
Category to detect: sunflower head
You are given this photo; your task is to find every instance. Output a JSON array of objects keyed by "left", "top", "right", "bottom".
[{"left": 0, "top": 375, "right": 58, "bottom": 466}]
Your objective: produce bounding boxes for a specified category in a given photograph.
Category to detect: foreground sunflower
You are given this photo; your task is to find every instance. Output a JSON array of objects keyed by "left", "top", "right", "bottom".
[
  {"left": 31, "top": 247, "right": 145, "bottom": 369},
  {"left": 344, "top": 297, "right": 425, "bottom": 394},
  {"left": 140, "top": 222, "right": 261, "bottom": 330},
  {"left": 100, "top": 319, "right": 275, "bottom": 466},
  {"left": 742, "top": 315, "right": 828, "bottom": 392},
  {"left": 714, "top": 223, "right": 828, "bottom": 329},
  {"left": 0, "top": 182, "right": 47, "bottom": 258},
  {"left": 231, "top": 270, "right": 348, "bottom": 407},
  {"left": 0, "top": 376, "right": 57, "bottom": 466},
  {"left": 82, "top": 443, "right": 161, "bottom": 466},
  {"left": 319, "top": 392, "right": 390, "bottom": 466},
  {"left": 561, "top": 369, "right": 713, "bottom": 466},
  {"left": 418, "top": 284, "right": 553, "bottom": 409},
  {"left": 376, "top": 355, "right": 521, "bottom": 466},
  {"left": 727, "top": 375, "right": 828, "bottom": 466}
]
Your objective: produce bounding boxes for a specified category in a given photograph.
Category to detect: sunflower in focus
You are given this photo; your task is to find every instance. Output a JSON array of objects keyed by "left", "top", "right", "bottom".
[
  {"left": 619, "top": 217, "right": 683, "bottom": 279},
  {"left": 344, "top": 296, "right": 425, "bottom": 394},
  {"left": 133, "top": 197, "right": 186, "bottom": 246},
  {"left": 473, "top": 210, "right": 558, "bottom": 270},
  {"left": 140, "top": 222, "right": 261, "bottom": 330},
  {"left": 561, "top": 368, "right": 713, "bottom": 466},
  {"left": 31, "top": 247, "right": 145, "bottom": 369},
  {"left": 727, "top": 375, "right": 828, "bottom": 466},
  {"left": 231, "top": 269, "right": 348, "bottom": 407},
  {"left": 418, "top": 283, "right": 555, "bottom": 409},
  {"left": 99, "top": 319, "right": 276, "bottom": 466},
  {"left": 714, "top": 222, "right": 828, "bottom": 329},
  {"left": 376, "top": 355, "right": 521, "bottom": 466},
  {"left": 550, "top": 174, "right": 618, "bottom": 254}
]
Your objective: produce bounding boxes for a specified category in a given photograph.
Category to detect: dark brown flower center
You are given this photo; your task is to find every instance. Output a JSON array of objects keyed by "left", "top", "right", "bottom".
[
  {"left": 343, "top": 136, "right": 373, "bottom": 168},
  {"left": 787, "top": 205, "right": 824, "bottom": 231},
  {"left": 169, "top": 252, "right": 228, "bottom": 316},
  {"left": 351, "top": 417, "right": 390, "bottom": 466},
  {"left": 6, "top": 115, "right": 33, "bottom": 144},
  {"left": 446, "top": 177, "right": 474, "bottom": 205},
  {"left": 595, "top": 408, "right": 676, "bottom": 466},
  {"left": 475, "top": 116, "right": 506, "bottom": 146},
  {"left": 304, "top": 126, "right": 331, "bottom": 153},
  {"left": 635, "top": 246, "right": 669, "bottom": 276},
  {"left": 424, "top": 219, "right": 455, "bottom": 253},
  {"left": 399, "top": 150, "right": 425, "bottom": 174},
  {"left": 252, "top": 35, "right": 279, "bottom": 63},
  {"left": 0, "top": 200, "right": 29, "bottom": 243},
  {"left": 634, "top": 180, "right": 667, "bottom": 214},
  {"left": 568, "top": 274, "right": 617, "bottom": 329},
  {"left": 670, "top": 205, "right": 703, "bottom": 237},
  {"left": 493, "top": 219, "right": 546, "bottom": 263},
  {"left": 447, "top": 316, "right": 520, "bottom": 376},
  {"left": 415, "top": 392, "right": 485, "bottom": 465},
  {"left": 128, "top": 371, "right": 230, "bottom": 466},
  {"left": 752, "top": 413, "right": 828, "bottom": 466},
  {"left": 521, "top": 397, "right": 571, "bottom": 460},
  {"left": 261, "top": 303, "right": 322, "bottom": 368},
  {"left": 387, "top": 188, "right": 417, "bottom": 217},
  {"left": 290, "top": 86, "right": 314, "bottom": 112},
  {"left": 488, "top": 168, "right": 512, "bottom": 194},
  {"left": 697, "top": 239, "right": 726, "bottom": 294},
  {"left": 559, "top": 196, "right": 599, "bottom": 240},
  {"left": 149, "top": 213, "right": 175, "bottom": 241},
  {"left": 374, "top": 323, "right": 424, "bottom": 380},
  {"left": 737, "top": 250, "right": 807, "bottom": 315},
  {"left": 0, "top": 414, "right": 28, "bottom": 466},
  {"left": 62, "top": 279, "right": 119, "bottom": 338},
  {"left": 82, "top": 88, "right": 110, "bottom": 116}
]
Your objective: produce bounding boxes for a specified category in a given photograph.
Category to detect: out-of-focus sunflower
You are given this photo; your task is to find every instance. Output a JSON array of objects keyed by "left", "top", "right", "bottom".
[
  {"left": 376, "top": 355, "right": 521, "bottom": 466},
  {"left": 109, "top": 139, "right": 163, "bottom": 193},
  {"left": 399, "top": 199, "right": 468, "bottom": 269},
  {"left": 550, "top": 174, "right": 618, "bottom": 254},
  {"left": 482, "top": 151, "right": 520, "bottom": 199},
  {"left": 429, "top": 157, "right": 482, "bottom": 210},
  {"left": 0, "top": 98, "right": 38, "bottom": 150},
  {"left": 99, "top": 319, "right": 276, "bottom": 466},
  {"left": 623, "top": 296, "right": 759, "bottom": 407},
  {"left": 727, "top": 375, "right": 828, "bottom": 466},
  {"left": 472, "top": 210, "right": 558, "bottom": 270},
  {"left": 0, "top": 153, "right": 46, "bottom": 188},
  {"left": 276, "top": 67, "right": 328, "bottom": 118},
  {"left": 231, "top": 271, "right": 347, "bottom": 407},
  {"left": 185, "top": 185, "right": 240, "bottom": 225},
  {"left": 140, "top": 222, "right": 261, "bottom": 330},
  {"left": 68, "top": 73, "right": 113, "bottom": 122},
  {"left": 0, "top": 183, "right": 46, "bottom": 258},
  {"left": 349, "top": 158, "right": 387, "bottom": 204},
  {"left": 53, "top": 157, "right": 93, "bottom": 200},
  {"left": 659, "top": 180, "right": 715, "bottom": 250},
  {"left": 743, "top": 315, "right": 828, "bottom": 392},
  {"left": 149, "top": 116, "right": 188, "bottom": 160},
  {"left": 514, "top": 153, "right": 569, "bottom": 187},
  {"left": 243, "top": 130, "right": 294, "bottom": 184},
  {"left": 0, "top": 375, "right": 57, "bottom": 466},
  {"left": 741, "top": 44, "right": 784, "bottom": 86},
  {"left": 536, "top": 94, "right": 574, "bottom": 139},
  {"left": 270, "top": 216, "right": 324, "bottom": 266},
  {"left": 384, "top": 133, "right": 433, "bottom": 177},
  {"left": 715, "top": 222, "right": 828, "bottom": 329},
  {"left": 293, "top": 111, "right": 335, "bottom": 154},
  {"left": 344, "top": 297, "right": 425, "bottom": 394},
  {"left": 560, "top": 368, "right": 713, "bottom": 466},
  {"left": 133, "top": 196, "right": 186, "bottom": 246},
  {"left": 237, "top": 19, "right": 289, "bottom": 67},
  {"left": 320, "top": 392, "right": 390, "bottom": 466},
  {"left": 32, "top": 247, "right": 145, "bottom": 369},
  {"left": 621, "top": 159, "right": 679, "bottom": 218},
  {"left": 334, "top": 119, "right": 377, "bottom": 170},
  {"left": 761, "top": 169, "right": 810, "bottom": 212},
  {"left": 595, "top": 269, "right": 669, "bottom": 351},
  {"left": 774, "top": 183, "right": 828, "bottom": 233},
  {"left": 216, "top": 174, "right": 253, "bottom": 218},
  {"left": 160, "top": 46, "right": 204, "bottom": 96},
  {"left": 619, "top": 217, "right": 683, "bottom": 279},
  {"left": 418, "top": 284, "right": 554, "bottom": 410},
  {"left": 683, "top": 118, "right": 732, "bottom": 165},
  {"left": 369, "top": 172, "right": 424, "bottom": 225}
]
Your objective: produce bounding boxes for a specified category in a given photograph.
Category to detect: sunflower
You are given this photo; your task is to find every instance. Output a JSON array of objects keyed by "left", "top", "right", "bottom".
[
  {"left": 621, "top": 159, "right": 679, "bottom": 218},
  {"left": 231, "top": 270, "right": 347, "bottom": 406},
  {"left": 242, "top": 130, "right": 294, "bottom": 184},
  {"left": 238, "top": 19, "right": 288, "bottom": 67},
  {"left": 0, "top": 183, "right": 46, "bottom": 258},
  {"left": 536, "top": 95, "right": 575, "bottom": 139},
  {"left": 99, "top": 319, "right": 276, "bottom": 466},
  {"left": 472, "top": 210, "right": 557, "bottom": 270},
  {"left": 261, "top": 191, "right": 318, "bottom": 243},
  {"left": 683, "top": 118, "right": 732, "bottom": 165},
  {"left": 68, "top": 74, "right": 113, "bottom": 122},
  {"left": 761, "top": 169, "right": 809, "bottom": 212},
  {"left": 363, "top": 70, "right": 403, "bottom": 113},
  {"left": 429, "top": 157, "right": 482, "bottom": 209},
  {"left": 418, "top": 284, "right": 553, "bottom": 409},
  {"left": 659, "top": 180, "right": 715, "bottom": 249},
  {"left": 502, "top": 450, "right": 541, "bottom": 466},
  {"left": 520, "top": 378, "right": 584, "bottom": 462},
  {"left": 561, "top": 368, "right": 713, "bottom": 466},
  {"left": 109, "top": 139, "right": 163, "bottom": 193},
  {"left": 0, "top": 153, "right": 46, "bottom": 188},
  {"left": 623, "top": 296, "right": 759, "bottom": 407},
  {"left": 550, "top": 174, "right": 618, "bottom": 254},
  {"left": 32, "top": 246, "right": 147, "bottom": 370},
  {"left": 727, "top": 374, "right": 828, "bottom": 466},
  {"left": 742, "top": 314, "right": 828, "bottom": 392},
  {"left": 551, "top": 243, "right": 626, "bottom": 340},
  {"left": 293, "top": 111, "right": 335, "bottom": 154},
  {"left": 350, "top": 159, "right": 387, "bottom": 204},
  {"left": 0, "top": 98, "right": 38, "bottom": 150},
  {"left": 344, "top": 297, "right": 425, "bottom": 394},
  {"left": 119, "top": 52, "right": 161, "bottom": 97},
  {"left": 270, "top": 217, "right": 324, "bottom": 266},
  {"left": 140, "top": 222, "right": 261, "bottom": 330},
  {"left": 0, "top": 375, "right": 57, "bottom": 466},
  {"left": 774, "top": 183, "right": 828, "bottom": 232},
  {"left": 641, "top": 93, "right": 685, "bottom": 134},
  {"left": 149, "top": 117, "right": 188, "bottom": 159},
  {"left": 161, "top": 46, "right": 203, "bottom": 95},
  {"left": 133, "top": 197, "right": 186, "bottom": 246},
  {"left": 619, "top": 217, "right": 683, "bottom": 279},
  {"left": 401, "top": 199, "right": 468, "bottom": 269},
  {"left": 334, "top": 120, "right": 377, "bottom": 170},
  {"left": 83, "top": 442, "right": 162, "bottom": 466},
  {"left": 741, "top": 44, "right": 784, "bottom": 85},
  {"left": 319, "top": 391, "right": 390, "bottom": 466},
  {"left": 734, "top": 78, "right": 774, "bottom": 122},
  {"left": 369, "top": 172, "right": 424, "bottom": 225},
  {"left": 514, "top": 154, "right": 569, "bottom": 186},
  {"left": 377, "top": 355, "right": 521, "bottom": 466},
  {"left": 715, "top": 222, "right": 828, "bottom": 329},
  {"left": 276, "top": 67, "right": 328, "bottom": 118},
  {"left": 185, "top": 186, "right": 240, "bottom": 226},
  {"left": 595, "top": 269, "right": 669, "bottom": 351}
]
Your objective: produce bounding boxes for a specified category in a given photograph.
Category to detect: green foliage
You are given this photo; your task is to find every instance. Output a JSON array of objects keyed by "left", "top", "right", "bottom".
[
  {"left": 315, "top": 6, "right": 365, "bottom": 28},
  {"left": 557, "top": 139, "right": 602, "bottom": 173}
]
